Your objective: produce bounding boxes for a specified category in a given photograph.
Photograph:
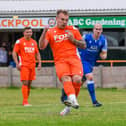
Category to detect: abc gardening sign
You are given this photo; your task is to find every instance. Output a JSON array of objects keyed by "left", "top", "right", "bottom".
[
  {"left": 0, "top": 17, "right": 126, "bottom": 29},
  {"left": 69, "top": 17, "right": 126, "bottom": 28}
]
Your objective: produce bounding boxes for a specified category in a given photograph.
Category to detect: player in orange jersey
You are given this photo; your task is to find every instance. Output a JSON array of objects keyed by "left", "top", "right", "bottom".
[
  {"left": 13, "top": 27, "right": 41, "bottom": 106},
  {"left": 39, "top": 9, "right": 86, "bottom": 115}
]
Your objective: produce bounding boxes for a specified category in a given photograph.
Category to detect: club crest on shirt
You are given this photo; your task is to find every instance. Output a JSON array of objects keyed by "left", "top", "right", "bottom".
[
  {"left": 65, "top": 30, "right": 69, "bottom": 33},
  {"left": 99, "top": 41, "right": 102, "bottom": 46},
  {"left": 32, "top": 43, "right": 34, "bottom": 46},
  {"left": 89, "top": 41, "right": 92, "bottom": 44}
]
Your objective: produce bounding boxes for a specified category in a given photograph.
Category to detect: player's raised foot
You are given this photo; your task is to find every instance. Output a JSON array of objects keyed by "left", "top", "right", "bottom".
[
  {"left": 60, "top": 107, "right": 71, "bottom": 116},
  {"left": 67, "top": 95, "right": 79, "bottom": 109},
  {"left": 71, "top": 99, "right": 79, "bottom": 109},
  {"left": 63, "top": 98, "right": 79, "bottom": 109},
  {"left": 63, "top": 99, "right": 72, "bottom": 107},
  {"left": 63, "top": 99, "right": 79, "bottom": 109},
  {"left": 93, "top": 101, "right": 102, "bottom": 107},
  {"left": 23, "top": 101, "right": 32, "bottom": 107}
]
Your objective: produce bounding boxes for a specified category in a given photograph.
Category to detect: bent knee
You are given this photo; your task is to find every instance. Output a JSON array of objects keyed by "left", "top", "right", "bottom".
[
  {"left": 61, "top": 75, "right": 72, "bottom": 83},
  {"left": 72, "top": 75, "right": 82, "bottom": 83},
  {"left": 22, "top": 80, "right": 29, "bottom": 85},
  {"left": 86, "top": 74, "right": 93, "bottom": 81}
]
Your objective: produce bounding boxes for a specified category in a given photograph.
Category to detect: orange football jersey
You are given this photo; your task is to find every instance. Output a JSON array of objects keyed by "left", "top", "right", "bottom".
[
  {"left": 45, "top": 26, "right": 82, "bottom": 61},
  {"left": 13, "top": 37, "right": 39, "bottom": 67}
]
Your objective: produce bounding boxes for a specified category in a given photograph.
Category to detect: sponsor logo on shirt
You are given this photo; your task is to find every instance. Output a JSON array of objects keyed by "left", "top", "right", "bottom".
[
  {"left": 54, "top": 33, "right": 68, "bottom": 42},
  {"left": 87, "top": 45, "right": 98, "bottom": 52},
  {"left": 24, "top": 47, "right": 35, "bottom": 53}
]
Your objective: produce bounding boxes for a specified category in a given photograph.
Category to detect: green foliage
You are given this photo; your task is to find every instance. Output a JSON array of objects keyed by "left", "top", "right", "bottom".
[{"left": 0, "top": 88, "right": 126, "bottom": 126}]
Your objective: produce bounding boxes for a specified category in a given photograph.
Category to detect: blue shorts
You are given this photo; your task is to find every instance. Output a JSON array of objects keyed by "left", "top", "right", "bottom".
[{"left": 82, "top": 61, "right": 93, "bottom": 75}]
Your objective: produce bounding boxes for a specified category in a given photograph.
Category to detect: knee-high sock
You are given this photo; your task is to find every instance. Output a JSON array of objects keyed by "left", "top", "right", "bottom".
[
  {"left": 72, "top": 82, "right": 81, "bottom": 97},
  {"left": 63, "top": 81, "right": 75, "bottom": 96},
  {"left": 22, "top": 85, "right": 28, "bottom": 103},
  {"left": 87, "top": 80, "right": 96, "bottom": 104},
  {"left": 28, "top": 88, "right": 30, "bottom": 97}
]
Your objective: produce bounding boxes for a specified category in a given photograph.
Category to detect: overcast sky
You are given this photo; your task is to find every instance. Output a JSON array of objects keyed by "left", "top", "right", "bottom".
[{"left": 0, "top": 0, "right": 126, "bottom": 11}]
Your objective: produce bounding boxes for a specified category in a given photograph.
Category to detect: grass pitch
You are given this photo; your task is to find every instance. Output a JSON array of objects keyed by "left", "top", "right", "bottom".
[{"left": 0, "top": 88, "right": 126, "bottom": 126}]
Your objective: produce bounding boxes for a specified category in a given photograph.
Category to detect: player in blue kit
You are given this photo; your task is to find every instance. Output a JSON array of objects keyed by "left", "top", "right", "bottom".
[
  {"left": 60, "top": 23, "right": 107, "bottom": 115},
  {"left": 78, "top": 23, "right": 107, "bottom": 106}
]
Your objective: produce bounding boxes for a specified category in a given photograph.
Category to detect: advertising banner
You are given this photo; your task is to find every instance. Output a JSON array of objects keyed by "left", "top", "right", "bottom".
[
  {"left": 0, "top": 17, "right": 56, "bottom": 29},
  {"left": 69, "top": 17, "right": 126, "bottom": 28},
  {"left": 0, "top": 16, "right": 126, "bottom": 29}
]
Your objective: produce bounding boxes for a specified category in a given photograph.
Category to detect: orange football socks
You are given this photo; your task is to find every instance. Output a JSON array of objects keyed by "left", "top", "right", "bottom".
[
  {"left": 72, "top": 82, "right": 81, "bottom": 97},
  {"left": 22, "top": 85, "right": 28, "bottom": 103},
  {"left": 63, "top": 81, "right": 75, "bottom": 96},
  {"left": 28, "top": 88, "right": 31, "bottom": 97}
]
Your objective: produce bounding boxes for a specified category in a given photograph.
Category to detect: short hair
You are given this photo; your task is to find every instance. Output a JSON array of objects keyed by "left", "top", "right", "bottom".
[
  {"left": 23, "top": 27, "right": 32, "bottom": 32},
  {"left": 56, "top": 9, "right": 69, "bottom": 16}
]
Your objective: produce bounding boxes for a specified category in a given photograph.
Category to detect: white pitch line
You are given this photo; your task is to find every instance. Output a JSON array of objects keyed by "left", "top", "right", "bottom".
[{"left": 106, "top": 101, "right": 126, "bottom": 104}]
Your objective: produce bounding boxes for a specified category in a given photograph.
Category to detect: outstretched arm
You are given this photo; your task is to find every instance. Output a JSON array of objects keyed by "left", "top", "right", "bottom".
[{"left": 39, "top": 26, "right": 49, "bottom": 50}]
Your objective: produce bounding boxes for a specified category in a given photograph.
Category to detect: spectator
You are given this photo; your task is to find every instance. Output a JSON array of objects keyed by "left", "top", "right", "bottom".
[
  {"left": 8, "top": 50, "right": 16, "bottom": 67},
  {"left": 0, "top": 43, "right": 8, "bottom": 66}
]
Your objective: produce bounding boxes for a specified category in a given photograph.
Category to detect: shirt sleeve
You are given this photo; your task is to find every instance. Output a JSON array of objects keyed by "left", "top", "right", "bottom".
[
  {"left": 45, "top": 29, "right": 51, "bottom": 42},
  {"left": 102, "top": 38, "right": 108, "bottom": 52},
  {"left": 73, "top": 27, "right": 82, "bottom": 40},
  {"left": 13, "top": 40, "right": 20, "bottom": 53},
  {"left": 82, "top": 34, "right": 86, "bottom": 41}
]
